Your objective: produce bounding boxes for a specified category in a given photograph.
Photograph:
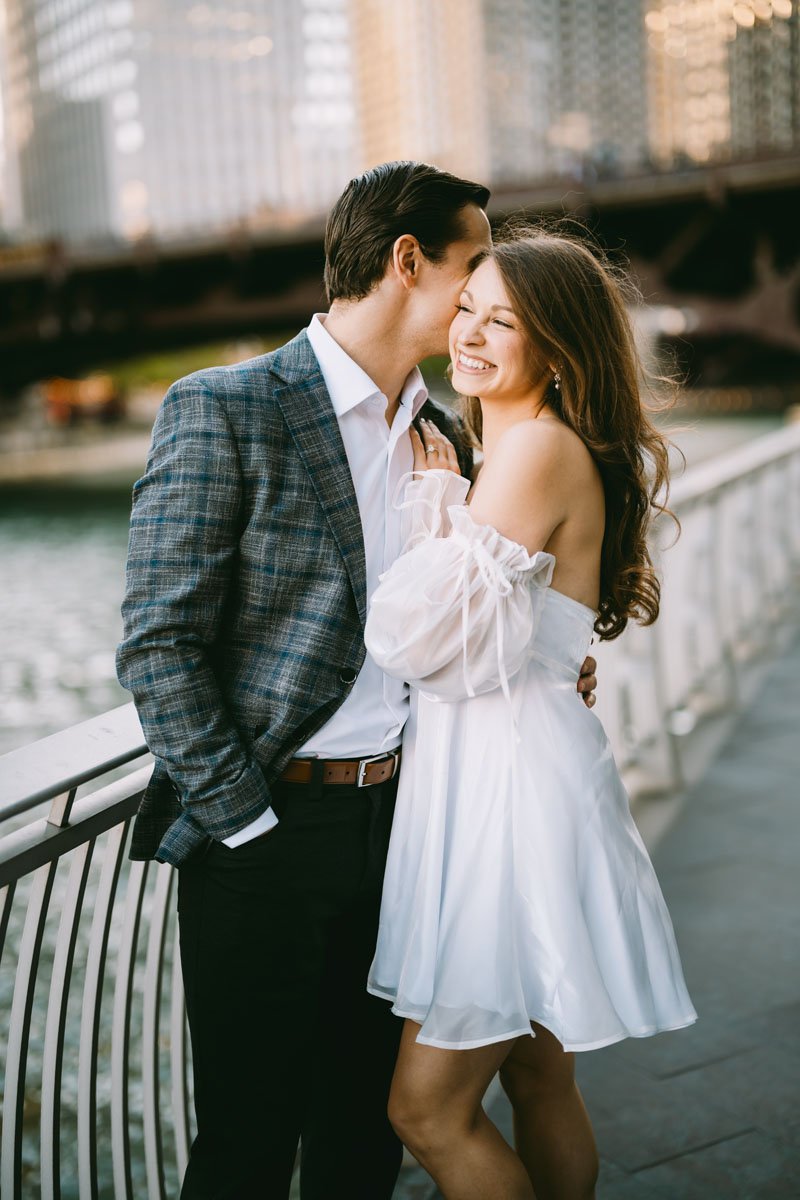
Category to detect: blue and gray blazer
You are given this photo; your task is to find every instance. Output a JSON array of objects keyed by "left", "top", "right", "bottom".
[{"left": 116, "top": 329, "right": 471, "bottom": 865}]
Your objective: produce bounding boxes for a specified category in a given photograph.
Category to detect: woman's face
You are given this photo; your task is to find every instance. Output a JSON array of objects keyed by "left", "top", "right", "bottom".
[{"left": 449, "top": 258, "right": 540, "bottom": 403}]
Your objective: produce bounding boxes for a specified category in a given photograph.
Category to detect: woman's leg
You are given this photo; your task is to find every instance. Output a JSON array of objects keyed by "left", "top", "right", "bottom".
[
  {"left": 388, "top": 1020, "right": 535, "bottom": 1199},
  {"left": 499, "top": 1021, "right": 599, "bottom": 1200}
]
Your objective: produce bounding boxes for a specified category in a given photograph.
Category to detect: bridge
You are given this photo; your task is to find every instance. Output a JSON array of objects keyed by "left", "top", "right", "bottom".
[
  {"left": 2, "top": 153, "right": 800, "bottom": 397},
  {"left": 1, "top": 422, "right": 799, "bottom": 1198}
]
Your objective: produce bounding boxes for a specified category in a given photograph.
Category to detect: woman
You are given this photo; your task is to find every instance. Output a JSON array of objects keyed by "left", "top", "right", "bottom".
[{"left": 363, "top": 229, "right": 697, "bottom": 1200}]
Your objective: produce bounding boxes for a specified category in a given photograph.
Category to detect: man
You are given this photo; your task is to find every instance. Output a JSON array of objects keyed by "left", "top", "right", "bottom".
[{"left": 117, "top": 160, "right": 598, "bottom": 1200}]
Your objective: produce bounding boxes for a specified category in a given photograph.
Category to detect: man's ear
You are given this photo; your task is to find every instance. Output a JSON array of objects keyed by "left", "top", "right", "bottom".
[{"left": 392, "top": 234, "right": 420, "bottom": 291}]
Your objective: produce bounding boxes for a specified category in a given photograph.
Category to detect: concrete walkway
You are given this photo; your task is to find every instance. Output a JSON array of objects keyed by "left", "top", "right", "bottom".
[{"left": 395, "top": 633, "right": 800, "bottom": 1198}]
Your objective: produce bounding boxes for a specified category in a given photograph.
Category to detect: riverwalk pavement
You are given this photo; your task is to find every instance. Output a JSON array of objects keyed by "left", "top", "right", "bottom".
[{"left": 393, "top": 631, "right": 800, "bottom": 1199}]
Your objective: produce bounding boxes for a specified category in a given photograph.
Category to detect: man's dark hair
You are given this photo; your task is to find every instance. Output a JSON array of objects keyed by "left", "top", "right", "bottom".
[{"left": 324, "top": 161, "right": 490, "bottom": 304}]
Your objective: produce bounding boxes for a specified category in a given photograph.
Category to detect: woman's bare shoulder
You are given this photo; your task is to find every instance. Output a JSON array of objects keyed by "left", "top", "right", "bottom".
[
  {"left": 487, "top": 416, "right": 596, "bottom": 484},
  {"left": 469, "top": 417, "right": 598, "bottom": 551}
]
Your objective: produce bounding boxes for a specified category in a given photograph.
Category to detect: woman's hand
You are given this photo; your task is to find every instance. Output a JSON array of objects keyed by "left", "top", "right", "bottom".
[{"left": 410, "top": 418, "right": 461, "bottom": 475}]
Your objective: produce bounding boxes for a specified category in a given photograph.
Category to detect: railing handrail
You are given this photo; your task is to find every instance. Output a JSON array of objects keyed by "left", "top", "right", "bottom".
[
  {"left": 667, "top": 421, "right": 800, "bottom": 510},
  {"left": 0, "top": 765, "right": 151, "bottom": 886},
  {"left": 0, "top": 703, "right": 146, "bottom": 821}
]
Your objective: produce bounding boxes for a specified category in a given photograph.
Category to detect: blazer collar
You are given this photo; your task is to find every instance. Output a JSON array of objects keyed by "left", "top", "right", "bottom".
[{"left": 270, "top": 330, "right": 368, "bottom": 625}]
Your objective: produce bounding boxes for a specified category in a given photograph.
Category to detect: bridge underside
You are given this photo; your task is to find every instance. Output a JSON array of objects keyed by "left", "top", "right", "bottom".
[{"left": 1, "top": 158, "right": 799, "bottom": 396}]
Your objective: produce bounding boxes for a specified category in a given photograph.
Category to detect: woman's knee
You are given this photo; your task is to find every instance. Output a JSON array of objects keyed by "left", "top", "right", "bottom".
[
  {"left": 388, "top": 1083, "right": 435, "bottom": 1146},
  {"left": 387, "top": 1082, "right": 467, "bottom": 1155}
]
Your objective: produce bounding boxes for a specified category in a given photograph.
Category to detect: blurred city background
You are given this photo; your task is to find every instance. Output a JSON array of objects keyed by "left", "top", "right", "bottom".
[{"left": 0, "top": 3, "right": 799, "bottom": 1197}]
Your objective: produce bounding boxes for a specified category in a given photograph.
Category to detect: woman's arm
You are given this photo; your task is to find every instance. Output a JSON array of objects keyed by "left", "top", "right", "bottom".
[{"left": 468, "top": 419, "right": 601, "bottom": 707}]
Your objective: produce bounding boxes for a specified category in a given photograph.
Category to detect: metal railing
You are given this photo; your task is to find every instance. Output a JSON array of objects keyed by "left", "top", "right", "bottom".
[
  {"left": 2, "top": 422, "right": 800, "bottom": 1198},
  {"left": 0, "top": 707, "right": 191, "bottom": 1199},
  {"left": 592, "top": 420, "right": 800, "bottom": 792}
]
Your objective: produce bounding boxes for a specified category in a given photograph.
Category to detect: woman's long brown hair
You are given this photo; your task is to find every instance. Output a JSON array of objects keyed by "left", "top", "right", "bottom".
[{"left": 459, "top": 224, "right": 676, "bottom": 641}]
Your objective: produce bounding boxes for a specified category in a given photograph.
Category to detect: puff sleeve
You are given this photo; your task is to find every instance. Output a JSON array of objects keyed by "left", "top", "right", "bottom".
[{"left": 365, "top": 471, "right": 554, "bottom": 702}]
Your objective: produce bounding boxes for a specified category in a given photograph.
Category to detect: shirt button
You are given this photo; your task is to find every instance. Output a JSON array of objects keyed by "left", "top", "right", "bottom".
[{"left": 339, "top": 667, "right": 358, "bottom": 685}]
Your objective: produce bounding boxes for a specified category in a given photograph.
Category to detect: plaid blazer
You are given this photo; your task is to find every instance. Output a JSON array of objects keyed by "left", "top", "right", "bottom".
[{"left": 116, "top": 329, "right": 472, "bottom": 865}]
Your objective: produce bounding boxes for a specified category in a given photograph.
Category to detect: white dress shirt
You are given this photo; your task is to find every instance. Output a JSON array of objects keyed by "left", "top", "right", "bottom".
[{"left": 223, "top": 315, "right": 428, "bottom": 846}]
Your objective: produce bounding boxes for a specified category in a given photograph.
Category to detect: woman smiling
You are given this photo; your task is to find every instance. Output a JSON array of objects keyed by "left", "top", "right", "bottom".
[{"left": 364, "top": 228, "right": 696, "bottom": 1200}]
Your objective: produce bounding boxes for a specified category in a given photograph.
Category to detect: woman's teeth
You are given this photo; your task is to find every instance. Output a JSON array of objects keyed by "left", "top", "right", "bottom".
[{"left": 458, "top": 354, "right": 493, "bottom": 370}]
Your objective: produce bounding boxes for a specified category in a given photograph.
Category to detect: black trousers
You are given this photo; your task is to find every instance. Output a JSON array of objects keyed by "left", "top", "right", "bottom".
[{"left": 177, "top": 775, "right": 404, "bottom": 1200}]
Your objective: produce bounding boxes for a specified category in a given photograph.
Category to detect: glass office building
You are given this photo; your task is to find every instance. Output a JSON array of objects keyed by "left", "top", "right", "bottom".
[
  {"left": 348, "top": 0, "right": 489, "bottom": 186},
  {"left": 645, "top": 0, "right": 799, "bottom": 168},
  {"left": 480, "top": 0, "right": 648, "bottom": 185},
  {"left": 0, "top": 0, "right": 357, "bottom": 243}
]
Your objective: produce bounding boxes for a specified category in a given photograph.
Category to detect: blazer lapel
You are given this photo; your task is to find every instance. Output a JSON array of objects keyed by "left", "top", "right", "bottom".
[{"left": 270, "top": 331, "right": 368, "bottom": 625}]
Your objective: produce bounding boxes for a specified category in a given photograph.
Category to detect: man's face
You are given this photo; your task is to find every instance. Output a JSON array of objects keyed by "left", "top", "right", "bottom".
[{"left": 415, "top": 204, "right": 492, "bottom": 358}]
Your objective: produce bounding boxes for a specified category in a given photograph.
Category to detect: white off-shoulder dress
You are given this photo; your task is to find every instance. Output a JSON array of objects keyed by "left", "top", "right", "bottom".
[{"left": 364, "top": 470, "right": 697, "bottom": 1052}]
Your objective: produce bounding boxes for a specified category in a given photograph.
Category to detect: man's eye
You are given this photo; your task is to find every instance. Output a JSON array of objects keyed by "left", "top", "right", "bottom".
[{"left": 456, "top": 304, "right": 472, "bottom": 312}]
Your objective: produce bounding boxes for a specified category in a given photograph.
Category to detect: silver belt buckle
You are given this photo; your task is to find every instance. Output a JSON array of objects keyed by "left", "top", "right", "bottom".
[{"left": 357, "top": 750, "right": 397, "bottom": 787}]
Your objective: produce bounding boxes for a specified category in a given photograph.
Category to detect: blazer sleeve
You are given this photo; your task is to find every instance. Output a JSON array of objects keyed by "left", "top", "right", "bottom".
[{"left": 115, "top": 374, "right": 271, "bottom": 840}]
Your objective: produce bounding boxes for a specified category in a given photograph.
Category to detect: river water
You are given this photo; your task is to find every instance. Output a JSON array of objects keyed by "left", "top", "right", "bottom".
[
  {"left": 0, "top": 413, "right": 787, "bottom": 759},
  {"left": 0, "top": 484, "right": 134, "bottom": 757}
]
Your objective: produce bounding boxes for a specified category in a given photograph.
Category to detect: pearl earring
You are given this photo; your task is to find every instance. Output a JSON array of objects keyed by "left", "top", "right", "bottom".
[{"left": 553, "top": 371, "right": 561, "bottom": 390}]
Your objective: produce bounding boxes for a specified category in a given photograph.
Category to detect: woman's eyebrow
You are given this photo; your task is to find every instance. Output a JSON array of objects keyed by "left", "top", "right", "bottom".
[{"left": 459, "top": 290, "right": 515, "bottom": 316}]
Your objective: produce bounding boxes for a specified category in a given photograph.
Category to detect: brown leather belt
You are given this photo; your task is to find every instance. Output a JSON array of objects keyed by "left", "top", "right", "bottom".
[{"left": 279, "top": 748, "right": 402, "bottom": 788}]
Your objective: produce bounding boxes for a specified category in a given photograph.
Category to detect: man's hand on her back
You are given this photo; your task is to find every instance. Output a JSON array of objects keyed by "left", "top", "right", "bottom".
[{"left": 578, "top": 655, "right": 597, "bottom": 708}]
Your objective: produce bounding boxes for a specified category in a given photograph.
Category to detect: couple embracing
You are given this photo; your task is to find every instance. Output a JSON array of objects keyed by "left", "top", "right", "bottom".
[{"left": 117, "top": 160, "right": 696, "bottom": 1200}]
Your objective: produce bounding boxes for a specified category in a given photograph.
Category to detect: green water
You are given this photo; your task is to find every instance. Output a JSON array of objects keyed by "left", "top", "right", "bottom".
[{"left": 0, "top": 483, "right": 133, "bottom": 755}]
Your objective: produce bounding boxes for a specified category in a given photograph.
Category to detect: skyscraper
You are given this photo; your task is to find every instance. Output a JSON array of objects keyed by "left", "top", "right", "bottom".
[
  {"left": 728, "top": 0, "right": 800, "bottom": 157},
  {"left": 480, "top": 0, "right": 649, "bottom": 186},
  {"left": 0, "top": 0, "right": 358, "bottom": 244},
  {"left": 347, "top": 0, "right": 489, "bottom": 184},
  {"left": 551, "top": 0, "right": 649, "bottom": 177},
  {"left": 0, "top": 7, "right": 17, "bottom": 238},
  {"left": 1, "top": 0, "right": 117, "bottom": 241},
  {"left": 481, "top": 0, "right": 556, "bottom": 185},
  {"left": 644, "top": 0, "right": 799, "bottom": 169}
]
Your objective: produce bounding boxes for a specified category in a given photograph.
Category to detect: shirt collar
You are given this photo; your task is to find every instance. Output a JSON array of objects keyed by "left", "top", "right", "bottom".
[{"left": 307, "top": 314, "right": 428, "bottom": 419}]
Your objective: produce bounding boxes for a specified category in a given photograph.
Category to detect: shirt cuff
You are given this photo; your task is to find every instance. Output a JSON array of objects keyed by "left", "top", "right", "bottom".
[{"left": 221, "top": 806, "right": 279, "bottom": 848}]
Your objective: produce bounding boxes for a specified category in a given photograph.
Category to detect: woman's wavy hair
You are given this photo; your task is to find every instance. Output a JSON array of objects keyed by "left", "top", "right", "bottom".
[{"left": 459, "top": 222, "right": 678, "bottom": 641}]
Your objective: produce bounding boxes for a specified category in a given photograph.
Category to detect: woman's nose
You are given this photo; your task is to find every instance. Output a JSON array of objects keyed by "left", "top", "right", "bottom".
[{"left": 463, "top": 318, "right": 486, "bottom": 344}]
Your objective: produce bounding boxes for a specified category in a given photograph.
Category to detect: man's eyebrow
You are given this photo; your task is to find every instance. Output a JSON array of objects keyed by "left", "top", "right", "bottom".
[{"left": 467, "top": 249, "right": 489, "bottom": 273}]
